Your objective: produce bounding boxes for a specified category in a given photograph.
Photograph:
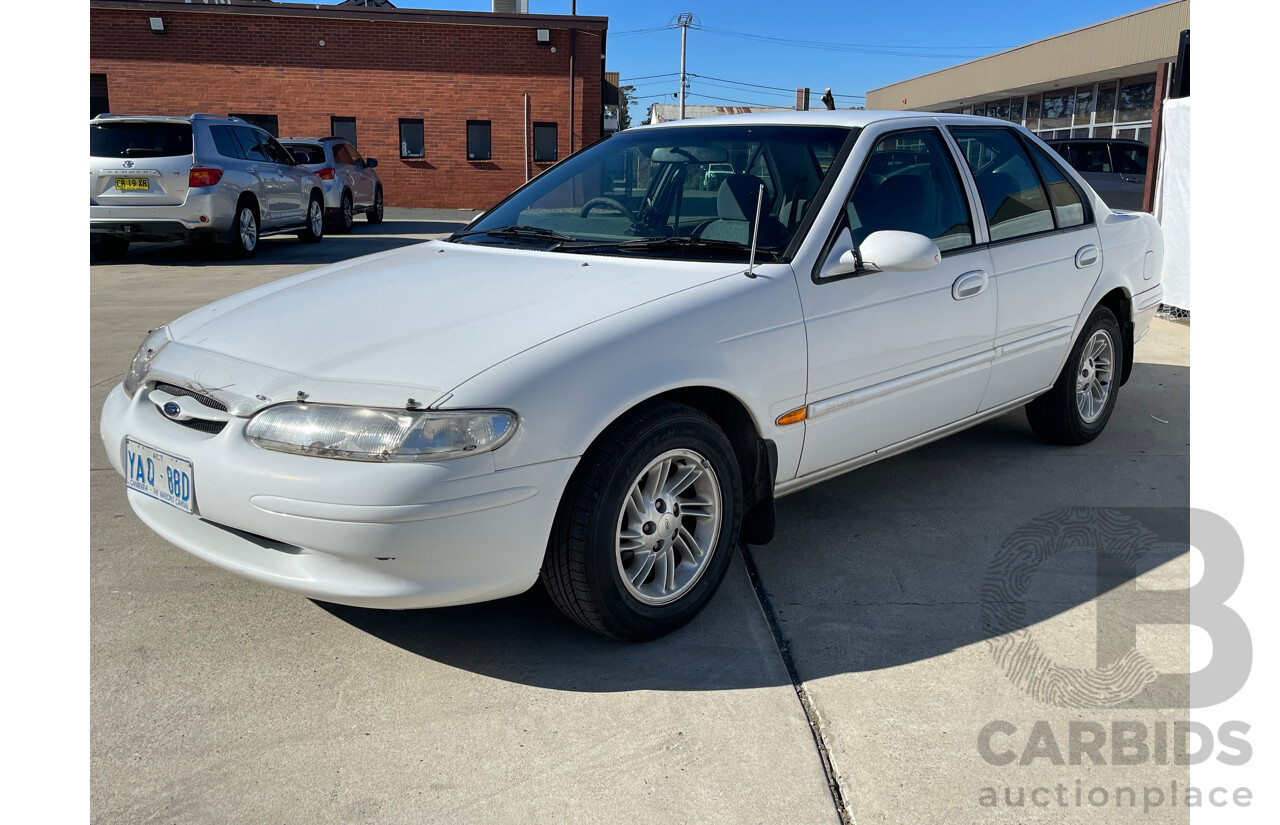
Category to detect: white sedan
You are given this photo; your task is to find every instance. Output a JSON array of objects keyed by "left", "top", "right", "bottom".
[{"left": 101, "top": 110, "right": 1163, "bottom": 640}]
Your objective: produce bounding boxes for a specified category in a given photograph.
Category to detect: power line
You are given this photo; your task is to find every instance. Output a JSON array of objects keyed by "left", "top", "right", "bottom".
[
  {"left": 692, "top": 73, "right": 866, "bottom": 100},
  {"left": 619, "top": 72, "right": 681, "bottom": 82}
]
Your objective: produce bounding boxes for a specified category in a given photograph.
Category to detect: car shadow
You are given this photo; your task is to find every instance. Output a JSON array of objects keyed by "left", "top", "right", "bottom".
[{"left": 319, "top": 361, "right": 1190, "bottom": 694}]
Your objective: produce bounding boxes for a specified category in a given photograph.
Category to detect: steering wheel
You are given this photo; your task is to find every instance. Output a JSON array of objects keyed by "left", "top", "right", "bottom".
[{"left": 579, "top": 197, "right": 639, "bottom": 224}]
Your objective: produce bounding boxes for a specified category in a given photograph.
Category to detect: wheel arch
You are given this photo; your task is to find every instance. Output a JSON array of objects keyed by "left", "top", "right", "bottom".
[
  {"left": 1095, "top": 286, "right": 1135, "bottom": 386},
  {"left": 623, "top": 385, "right": 777, "bottom": 544}
]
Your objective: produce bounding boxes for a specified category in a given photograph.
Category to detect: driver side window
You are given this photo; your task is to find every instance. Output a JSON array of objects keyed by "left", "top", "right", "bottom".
[{"left": 846, "top": 129, "right": 974, "bottom": 252}]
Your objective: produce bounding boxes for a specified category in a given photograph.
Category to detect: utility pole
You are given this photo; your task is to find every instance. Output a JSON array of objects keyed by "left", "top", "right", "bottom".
[{"left": 676, "top": 13, "right": 693, "bottom": 120}]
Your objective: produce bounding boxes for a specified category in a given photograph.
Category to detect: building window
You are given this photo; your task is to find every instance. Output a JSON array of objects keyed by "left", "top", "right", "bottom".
[
  {"left": 230, "top": 113, "right": 279, "bottom": 136},
  {"left": 467, "top": 120, "right": 492, "bottom": 160},
  {"left": 1117, "top": 77, "right": 1156, "bottom": 124},
  {"left": 533, "top": 122, "right": 558, "bottom": 162},
  {"left": 91, "top": 73, "right": 109, "bottom": 118},
  {"left": 1094, "top": 82, "right": 1117, "bottom": 126},
  {"left": 331, "top": 116, "right": 357, "bottom": 148},
  {"left": 399, "top": 119, "right": 425, "bottom": 159},
  {"left": 1024, "top": 94, "right": 1041, "bottom": 131},
  {"left": 1073, "top": 86, "right": 1095, "bottom": 127}
]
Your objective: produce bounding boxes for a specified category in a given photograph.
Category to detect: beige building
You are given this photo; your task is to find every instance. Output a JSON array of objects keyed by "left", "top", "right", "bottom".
[{"left": 866, "top": 1, "right": 1189, "bottom": 143}]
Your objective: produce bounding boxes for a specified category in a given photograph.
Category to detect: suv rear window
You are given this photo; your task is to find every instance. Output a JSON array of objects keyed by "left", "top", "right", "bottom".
[
  {"left": 90, "top": 122, "right": 193, "bottom": 159},
  {"left": 284, "top": 143, "right": 326, "bottom": 164}
]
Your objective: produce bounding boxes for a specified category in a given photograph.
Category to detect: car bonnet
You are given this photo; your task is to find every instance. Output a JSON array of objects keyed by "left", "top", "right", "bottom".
[{"left": 155, "top": 240, "right": 742, "bottom": 413}]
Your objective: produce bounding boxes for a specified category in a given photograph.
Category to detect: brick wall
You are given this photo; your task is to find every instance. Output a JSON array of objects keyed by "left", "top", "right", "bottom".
[{"left": 90, "top": 7, "right": 604, "bottom": 209}]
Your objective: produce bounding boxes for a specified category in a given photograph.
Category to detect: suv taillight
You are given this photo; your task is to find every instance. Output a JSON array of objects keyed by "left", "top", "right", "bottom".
[
  {"left": 317, "top": 167, "right": 336, "bottom": 180},
  {"left": 189, "top": 167, "right": 224, "bottom": 187}
]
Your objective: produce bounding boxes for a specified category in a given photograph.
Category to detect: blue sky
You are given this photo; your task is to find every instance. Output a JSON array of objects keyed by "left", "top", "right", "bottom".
[{"left": 334, "top": 1, "right": 1168, "bottom": 109}]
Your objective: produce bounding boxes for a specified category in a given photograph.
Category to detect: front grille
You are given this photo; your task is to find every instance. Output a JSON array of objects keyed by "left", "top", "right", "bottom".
[
  {"left": 153, "top": 381, "right": 228, "bottom": 411},
  {"left": 169, "top": 417, "right": 226, "bottom": 435},
  {"left": 152, "top": 380, "right": 229, "bottom": 435}
]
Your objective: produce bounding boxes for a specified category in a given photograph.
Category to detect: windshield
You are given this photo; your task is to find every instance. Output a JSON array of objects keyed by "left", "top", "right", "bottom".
[{"left": 454, "top": 123, "right": 853, "bottom": 261}]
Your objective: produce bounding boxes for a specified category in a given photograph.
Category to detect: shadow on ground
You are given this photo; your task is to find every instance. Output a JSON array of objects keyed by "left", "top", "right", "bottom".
[
  {"left": 90, "top": 218, "right": 471, "bottom": 268},
  {"left": 322, "top": 363, "right": 1190, "bottom": 693}
]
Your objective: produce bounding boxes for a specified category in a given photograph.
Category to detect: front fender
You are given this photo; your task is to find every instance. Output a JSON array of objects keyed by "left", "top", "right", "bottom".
[{"left": 444, "top": 264, "right": 810, "bottom": 483}]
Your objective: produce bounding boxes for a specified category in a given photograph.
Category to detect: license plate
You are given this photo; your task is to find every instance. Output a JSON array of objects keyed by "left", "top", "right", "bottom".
[
  {"left": 115, "top": 177, "right": 149, "bottom": 191},
  {"left": 125, "top": 438, "right": 195, "bottom": 514}
]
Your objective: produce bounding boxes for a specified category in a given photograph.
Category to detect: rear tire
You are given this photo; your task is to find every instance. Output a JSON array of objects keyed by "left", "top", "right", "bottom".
[
  {"left": 541, "top": 401, "right": 743, "bottom": 641},
  {"left": 1026, "top": 306, "right": 1122, "bottom": 445},
  {"left": 228, "top": 201, "right": 259, "bottom": 259},
  {"left": 90, "top": 236, "right": 129, "bottom": 261},
  {"left": 365, "top": 186, "right": 384, "bottom": 224}
]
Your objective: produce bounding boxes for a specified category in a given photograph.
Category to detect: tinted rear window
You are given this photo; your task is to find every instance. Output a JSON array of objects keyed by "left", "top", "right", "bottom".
[
  {"left": 91, "top": 122, "right": 193, "bottom": 159},
  {"left": 284, "top": 143, "right": 327, "bottom": 164}
]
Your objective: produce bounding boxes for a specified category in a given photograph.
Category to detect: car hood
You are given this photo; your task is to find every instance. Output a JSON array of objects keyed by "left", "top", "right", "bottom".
[{"left": 159, "top": 240, "right": 741, "bottom": 412}]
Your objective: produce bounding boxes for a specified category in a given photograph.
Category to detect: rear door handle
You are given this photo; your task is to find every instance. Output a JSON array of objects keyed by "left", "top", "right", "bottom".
[
  {"left": 1075, "top": 245, "right": 1100, "bottom": 268},
  {"left": 952, "top": 270, "right": 988, "bottom": 300}
]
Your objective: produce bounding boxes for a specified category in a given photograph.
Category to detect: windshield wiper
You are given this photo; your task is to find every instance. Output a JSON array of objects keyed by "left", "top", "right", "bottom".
[
  {"left": 559, "top": 236, "right": 779, "bottom": 261},
  {"left": 448, "top": 225, "right": 578, "bottom": 244}
]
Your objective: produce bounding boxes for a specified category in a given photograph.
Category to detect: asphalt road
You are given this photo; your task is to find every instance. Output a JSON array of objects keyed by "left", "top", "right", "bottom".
[{"left": 90, "top": 209, "right": 1191, "bottom": 824}]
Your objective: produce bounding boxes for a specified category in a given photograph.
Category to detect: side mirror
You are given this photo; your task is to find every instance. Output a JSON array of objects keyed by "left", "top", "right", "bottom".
[
  {"left": 859, "top": 230, "right": 941, "bottom": 272},
  {"left": 365, "top": 158, "right": 378, "bottom": 168},
  {"left": 819, "top": 229, "right": 941, "bottom": 279}
]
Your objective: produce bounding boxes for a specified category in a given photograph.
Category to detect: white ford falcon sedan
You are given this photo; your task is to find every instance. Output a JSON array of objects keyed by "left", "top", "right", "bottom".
[{"left": 101, "top": 111, "right": 1164, "bottom": 640}]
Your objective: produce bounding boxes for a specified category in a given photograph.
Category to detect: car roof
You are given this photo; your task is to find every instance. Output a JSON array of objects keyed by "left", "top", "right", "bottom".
[
  {"left": 630, "top": 109, "right": 1009, "bottom": 132},
  {"left": 90, "top": 113, "right": 248, "bottom": 125},
  {"left": 280, "top": 137, "right": 349, "bottom": 146},
  {"left": 1044, "top": 137, "right": 1148, "bottom": 146}
]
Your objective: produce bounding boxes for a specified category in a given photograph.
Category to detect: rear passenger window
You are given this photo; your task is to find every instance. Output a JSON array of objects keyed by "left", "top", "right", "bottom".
[
  {"left": 846, "top": 129, "right": 974, "bottom": 252},
  {"left": 1113, "top": 144, "right": 1148, "bottom": 175},
  {"left": 949, "top": 127, "right": 1053, "bottom": 242},
  {"left": 1028, "top": 143, "right": 1087, "bottom": 228},
  {"left": 233, "top": 127, "right": 268, "bottom": 161},
  {"left": 210, "top": 126, "right": 244, "bottom": 160}
]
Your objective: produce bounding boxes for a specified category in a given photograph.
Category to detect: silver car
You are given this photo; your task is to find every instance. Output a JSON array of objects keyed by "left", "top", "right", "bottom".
[
  {"left": 281, "top": 137, "right": 384, "bottom": 233},
  {"left": 90, "top": 113, "right": 326, "bottom": 260}
]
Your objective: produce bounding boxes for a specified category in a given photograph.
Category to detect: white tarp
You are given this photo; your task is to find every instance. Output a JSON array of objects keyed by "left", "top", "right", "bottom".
[{"left": 1153, "top": 97, "right": 1191, "bottom": 311}]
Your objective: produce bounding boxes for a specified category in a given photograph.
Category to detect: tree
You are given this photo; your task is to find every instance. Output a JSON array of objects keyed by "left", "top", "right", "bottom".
[{"left": 617, "top": 85, "right": 637, "bottom": 131}]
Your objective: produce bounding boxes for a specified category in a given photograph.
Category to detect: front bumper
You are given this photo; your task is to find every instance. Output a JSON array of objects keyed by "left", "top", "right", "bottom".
[{"left": 100, "top": 383, "right": 577, "bottom": 609}]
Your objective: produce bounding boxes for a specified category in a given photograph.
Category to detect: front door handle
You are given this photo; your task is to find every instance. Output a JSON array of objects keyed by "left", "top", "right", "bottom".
[
  {"left": 952, "top": 270, "right": 988, "bottom": 300},
  {"left": 1075, "top": 245, "right": 1100, "bottom": 268}
]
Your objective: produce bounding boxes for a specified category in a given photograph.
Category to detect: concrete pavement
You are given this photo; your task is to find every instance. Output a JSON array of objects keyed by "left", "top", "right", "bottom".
[{"left": 90, "top": 212, "right": 1190, "bottom": 823}]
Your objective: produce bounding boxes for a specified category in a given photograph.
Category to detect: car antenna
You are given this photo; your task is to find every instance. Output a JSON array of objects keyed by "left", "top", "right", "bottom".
[{"left": 746, "top": 184, "right": 764, "bottom": 279}]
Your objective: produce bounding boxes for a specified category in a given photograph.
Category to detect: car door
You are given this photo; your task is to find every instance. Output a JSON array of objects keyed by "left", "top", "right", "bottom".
[
  {"left": 1066, "top": 142, "right": 1129, "bottom": 210},
  {"left": 232, "top": 127, "right": 287, "bottom": 227},
  {"left": 794, "top": 125, "right": 997, "bottom": 477},
  {"left": 1111, "top": 141, "right": 1148, "bottom": 211},
  {"left": 340, "top": 142, "right": 375, "bottom": 209},
  {"left": 948, "top": 126, "right": 1103, "bottom": 411},
  {"left": 260, "top": 134, "right": 305, "bottom": 221}
]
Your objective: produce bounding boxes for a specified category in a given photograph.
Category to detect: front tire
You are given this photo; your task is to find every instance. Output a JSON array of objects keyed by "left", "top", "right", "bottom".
[
  {"left": 541, "top": 401, "right": 743, "bottom": 641},
  {"left": 335, "top": 191, "right": 354, "bottom": 233},
  {"left": 1026, "top": 306, "right": 1122, "bottom": 445},
  {"left": 365, "top": 186, "right": 384, "bottom": 224},
  {"left": 298, "top": 195, "right": 324, "bottom": 243}
]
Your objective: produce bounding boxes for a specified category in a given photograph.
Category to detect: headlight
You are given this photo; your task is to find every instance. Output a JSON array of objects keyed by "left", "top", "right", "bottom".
[
  {"left": 123, "top": 327, "right": 171, "bottom": 398},
  {"left": 244, "top": 404, "right": 517, "bottom": 462}
]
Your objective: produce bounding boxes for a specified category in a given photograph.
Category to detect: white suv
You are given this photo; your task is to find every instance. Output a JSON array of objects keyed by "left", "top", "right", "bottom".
[
  {"left": 281, "top": 137, "right": 384, "bottom": 233},
  {"left": 90, "top": 113, "right": 326, "bottom": 260}
]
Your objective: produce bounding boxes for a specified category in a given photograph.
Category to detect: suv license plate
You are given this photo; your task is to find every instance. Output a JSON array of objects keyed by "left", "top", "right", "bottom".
[
  {"left": 115, "top": 177, "right": 150, "bottom": 191},
  {"left": 125, "top": 438, "right": 195, "bottom": 514}
]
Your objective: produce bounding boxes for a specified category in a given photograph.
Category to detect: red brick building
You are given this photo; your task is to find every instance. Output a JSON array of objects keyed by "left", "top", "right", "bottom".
[{"left": 89, "top": 0, "right": 609, "bottom": 209}]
